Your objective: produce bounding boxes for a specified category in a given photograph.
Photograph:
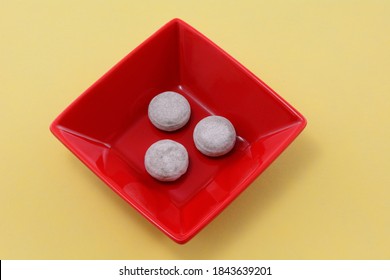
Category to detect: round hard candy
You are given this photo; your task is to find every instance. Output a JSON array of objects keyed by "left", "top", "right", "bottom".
[
  {"left": 148, "top": 91, "right": 191, "bottom": 131},
  {"left": 193, "top": 116, "right": 236, "bottom": 157},
  {"left": 144, "top": 139, "right": 189, "bottom": 181}
]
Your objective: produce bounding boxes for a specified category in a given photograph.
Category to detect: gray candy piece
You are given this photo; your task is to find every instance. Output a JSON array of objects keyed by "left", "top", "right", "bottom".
[
  {"left": 193, "top": 116, "right": 236, "bottom": 157},
  {"left": 148, "top": 91, "right": 191, "bottom": 131},
  {"left": 144, "top": 139, "right": 189, "bottom": 182}
]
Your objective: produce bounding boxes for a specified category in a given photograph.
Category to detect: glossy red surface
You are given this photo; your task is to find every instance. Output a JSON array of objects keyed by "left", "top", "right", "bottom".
[{"left": 50, "top": 19, "right": 306, "bottom": 244}]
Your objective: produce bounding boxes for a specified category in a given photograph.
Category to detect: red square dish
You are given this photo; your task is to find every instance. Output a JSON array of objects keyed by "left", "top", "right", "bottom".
[{"left": 50, "top": 19, "right": 306, "bottom": 244}]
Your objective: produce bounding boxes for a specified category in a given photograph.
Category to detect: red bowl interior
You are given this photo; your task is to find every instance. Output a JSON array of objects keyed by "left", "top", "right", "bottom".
[{"left": 50, "top": 19, "right": 306, "bottom": 243}]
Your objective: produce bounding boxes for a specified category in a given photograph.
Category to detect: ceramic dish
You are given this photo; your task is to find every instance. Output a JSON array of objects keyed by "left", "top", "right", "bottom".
[{"left": 50, "top": 19, "right": 306, "bottom": 244}]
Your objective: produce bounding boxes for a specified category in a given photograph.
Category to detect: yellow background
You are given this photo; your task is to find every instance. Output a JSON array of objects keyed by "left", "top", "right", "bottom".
[{"left": 1, "top": 0, "right": 389, "bottom": 259}]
